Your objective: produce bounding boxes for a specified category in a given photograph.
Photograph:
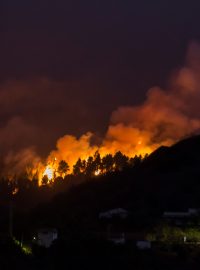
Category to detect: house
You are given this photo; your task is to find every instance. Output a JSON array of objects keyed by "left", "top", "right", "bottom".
[
  {"left": 163, "top": 208, "right": 200, "bottom": 218},
  {"left": 163, "top": 208, "right": 200, "bottom": 226},
  {"left": 136, "top": 240, "right": 151, "bottom": 250},
  {"left": 99, "top": 208, "right": 129, "bottom": 219},
  {"left": 163, "top": 211, "right": 190, "bottom": 219},
  {"left": 34, "top": 228, "right": 58, "bottom": 248}
]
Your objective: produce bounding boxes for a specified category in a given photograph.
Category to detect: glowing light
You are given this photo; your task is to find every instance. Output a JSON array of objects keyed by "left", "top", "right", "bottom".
[
  {"left": 94, "top": 169, "right": 101, "bottom": 176},
  {"left": 43, "top": 165, "right": 54, "bottom": 180},
  {"left": 138, "top": 140, "right": 142, "bottom": 145},
  {"left": 12, "top": 187, "right": 19, "bottom": 195}
]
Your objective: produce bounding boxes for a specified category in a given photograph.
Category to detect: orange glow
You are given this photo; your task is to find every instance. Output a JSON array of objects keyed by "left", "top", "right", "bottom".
[
  {"left": 32, "top": 65, "right": 200, "bottom": 184},
  {"left": 31, "top": 125, "right": 171, "bottom": 185},
  {"left": 26, "top": 70, "right": 200, "bottom": 185},
  {"left": 33, "top": 131, "right": 157, "bottom": 185},
  {"left": 5, "top": 51, "right": 200, "bottom": 186},
  {"left": 94, "top": 169, "right": 101, "bottom": 176},
  {"left": 43, "top": 165, "right": 54, "bottom": 180},
  {"left": 12, "top": 187, "right": 19, "bottom": 195}
]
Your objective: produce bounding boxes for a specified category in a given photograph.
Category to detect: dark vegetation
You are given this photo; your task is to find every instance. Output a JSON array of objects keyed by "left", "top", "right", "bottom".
[{"left": 1, "top": 135, "right": 200, "bottom": 269}]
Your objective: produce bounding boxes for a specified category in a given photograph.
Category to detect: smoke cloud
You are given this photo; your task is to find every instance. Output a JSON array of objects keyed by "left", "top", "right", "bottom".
[
  {"left": 1, "top": 42, "right": 200, "bottom": 176},
  {"left": 48, "top": 133, "right": 98, "bottom": 169},
  {"left": 100, "top": 43, "right": 200, "bottom": 155},
  {"left": 48, "top": 42, "right": 200, "bottom": 169}
]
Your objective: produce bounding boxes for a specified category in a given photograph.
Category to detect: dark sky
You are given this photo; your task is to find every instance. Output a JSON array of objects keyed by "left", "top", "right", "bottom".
[{"left": 1, "top": 0, "right": 200, "bottom": 155}]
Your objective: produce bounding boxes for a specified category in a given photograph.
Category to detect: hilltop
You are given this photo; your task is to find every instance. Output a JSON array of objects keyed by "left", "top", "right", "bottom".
[
  {"left": 2, "top": 134, "right": 200, "bottom": 270},
  {"left": 26, "top": 134, "right": 200, "bottom": 231}
]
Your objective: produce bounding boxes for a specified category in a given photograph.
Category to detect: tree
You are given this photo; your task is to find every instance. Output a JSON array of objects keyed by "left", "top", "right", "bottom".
[
  {"left": 58, "top": 160, "right": 70, "bottom": 178},
  {"left": 85, "top": 156, "right": 95, "bottom": 176},
  {"left": 73, "top": 158, "right": 83, "bottom": 176},
  {"left": 113, "top": 151, "right": 129, "bottom": 171},
  {"left": 41, "top": 175, "right": 48, "bottom": 185},
  {"left": 129, "top": 154, "right": 142, "bottom": 168},
  {"left": 101, "top": 154, "right": 114, "bottom": 173},
  {"left": 147, "top": 224, "right": 184, "bottom": 244},
  {"left": 93, "top": 151, "right": 102, "bottom": 174}
]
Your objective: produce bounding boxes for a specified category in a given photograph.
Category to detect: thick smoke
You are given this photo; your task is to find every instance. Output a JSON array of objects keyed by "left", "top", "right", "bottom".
[
  {"left": 0, "top": 117, "right": 41, "bottom": 178},
  {"left": 0, "top": 78, "right": 93, "bottom": 176},
  {"left": 101, "top": 43, "right": 200, "bottom": 155},
  {"left": 3, "top": 147, "right": 41, "bottom": 179},
  {"left": 48, "top": 42, "right": 200, "bottom": 168},
  {"left": 1, "top": 42, "right": 200, "bottom": 176}
]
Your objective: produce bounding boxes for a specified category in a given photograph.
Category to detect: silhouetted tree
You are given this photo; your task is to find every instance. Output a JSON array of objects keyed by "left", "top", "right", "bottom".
[
  {"left": 41, "top": 175, "right": 48, "bottom": 185},
  {"left": 113, "top": 151, "right": 129, "bottom": 171},
  {"left": 32, "top": 177, "right": 39, "bottom": 188},
  {"left": 16, "top": 175, "right": 32, "bottom": 191},
  {"left": 101, "top": 154, "right": 114, "bottom": 173},
  {"left": 85, "top": 156, "right": 95, "bottom": 176},
  {"left": 129, "top": 154, "right": 143, "bottom": 168},
  {"left": 73, "top": 158, "right": 84, "bottom": 176},
  {"left": 93, "top": 151, "right": 102, "bottom": 174},
  {"left": 58, "top": 160, "right": 70, "bottom": 177}
]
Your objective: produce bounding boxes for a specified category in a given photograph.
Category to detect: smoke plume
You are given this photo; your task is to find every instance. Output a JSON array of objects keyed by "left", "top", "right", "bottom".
[
  {"left": 48, "top": 42, "right": 200, "bottom": 170},
  {"left": 1, "top": 42, "right": 200, "bottom": 176}
]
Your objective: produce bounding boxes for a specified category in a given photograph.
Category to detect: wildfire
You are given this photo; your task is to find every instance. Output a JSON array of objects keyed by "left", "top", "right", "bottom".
[
  {"left": 34, "top": 137, "right": 152, "bottom": 184},
  {"left": 4, "top": 45, "right": 200, "bottom": 187},
  {"left": 43, "top": 165, "right": 54, "bottom": 180},
  {"left": 17, "top": 56, "right": 200, "bottom": 186},
  {"left": 12, "top": 187, "right": 19, "bottom": 195},
  {"left": 94, "top": 169, "right": 101, "bottom": 176},
  {"left": 27, "top": 132, "right": 158, "bottom": 186}
]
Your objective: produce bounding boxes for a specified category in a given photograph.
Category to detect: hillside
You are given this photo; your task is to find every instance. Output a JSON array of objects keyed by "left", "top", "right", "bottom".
[
  {"left": 27, "top": 134, "right": 200, "bottom": 231},
  {"left": 3, "top": 134, "right": 200, "bottom": 270}
]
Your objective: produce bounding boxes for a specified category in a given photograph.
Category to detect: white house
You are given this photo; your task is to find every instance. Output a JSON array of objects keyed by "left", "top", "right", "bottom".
[
  {"left": 34, "top": 228, "right": 58, "bottom": 248},
  {"left": 163, "top": 212, "right": 190, "bottom": 218},
  {"left": 163, "top": 208, "right": 200, "bottom": 219},
  {"left": 136, "top": 240, "right": 151, "bottom": 250},
  {"left": 99, "top": 208, "right": 129, "bottom": 219}
]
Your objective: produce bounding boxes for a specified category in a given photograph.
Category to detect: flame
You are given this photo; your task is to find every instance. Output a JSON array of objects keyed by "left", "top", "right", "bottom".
[
  {"left": 94, "top": 169, "right": 101, "bottom": 176},
  {"left": 33, "top": 133, "right": 156, "bottom": 184},
  {"left": 12, "top": 187, "right": 19, "bottom": 195},
  {"left": 8, "top": 42, "right": 200, "bottom": 185},
  {"left": 43, "top": 165, "right": 54, "bottom": 180}
]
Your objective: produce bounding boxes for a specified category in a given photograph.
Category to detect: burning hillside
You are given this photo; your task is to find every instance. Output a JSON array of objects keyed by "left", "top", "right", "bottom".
[{"left": 1, "top": 42, "right": 200, "bottom": 183}]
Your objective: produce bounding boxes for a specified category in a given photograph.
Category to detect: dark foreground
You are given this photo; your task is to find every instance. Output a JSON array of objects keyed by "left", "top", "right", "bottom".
[{"left": 1, "top": 236, "right": 200, "bottom": 270}]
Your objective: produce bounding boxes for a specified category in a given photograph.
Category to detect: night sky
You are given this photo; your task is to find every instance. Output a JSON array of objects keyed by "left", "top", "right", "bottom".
[{"left": 1, "top": 0, "right": 200, "bottom": 156}]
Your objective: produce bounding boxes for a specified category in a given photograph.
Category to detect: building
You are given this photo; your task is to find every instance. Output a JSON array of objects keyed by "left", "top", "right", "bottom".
[
  {"left": 99, "top": 208, "right": 129, "bottom": 219},
  {"left": 34, "top": 228, "right": 58, "bottom": 248},
  {"left": 163, "top": 208, "right": 200, "bottom": 226},
  {"left": 136, "top": 240, "right": 151, "bottom": 250}
]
